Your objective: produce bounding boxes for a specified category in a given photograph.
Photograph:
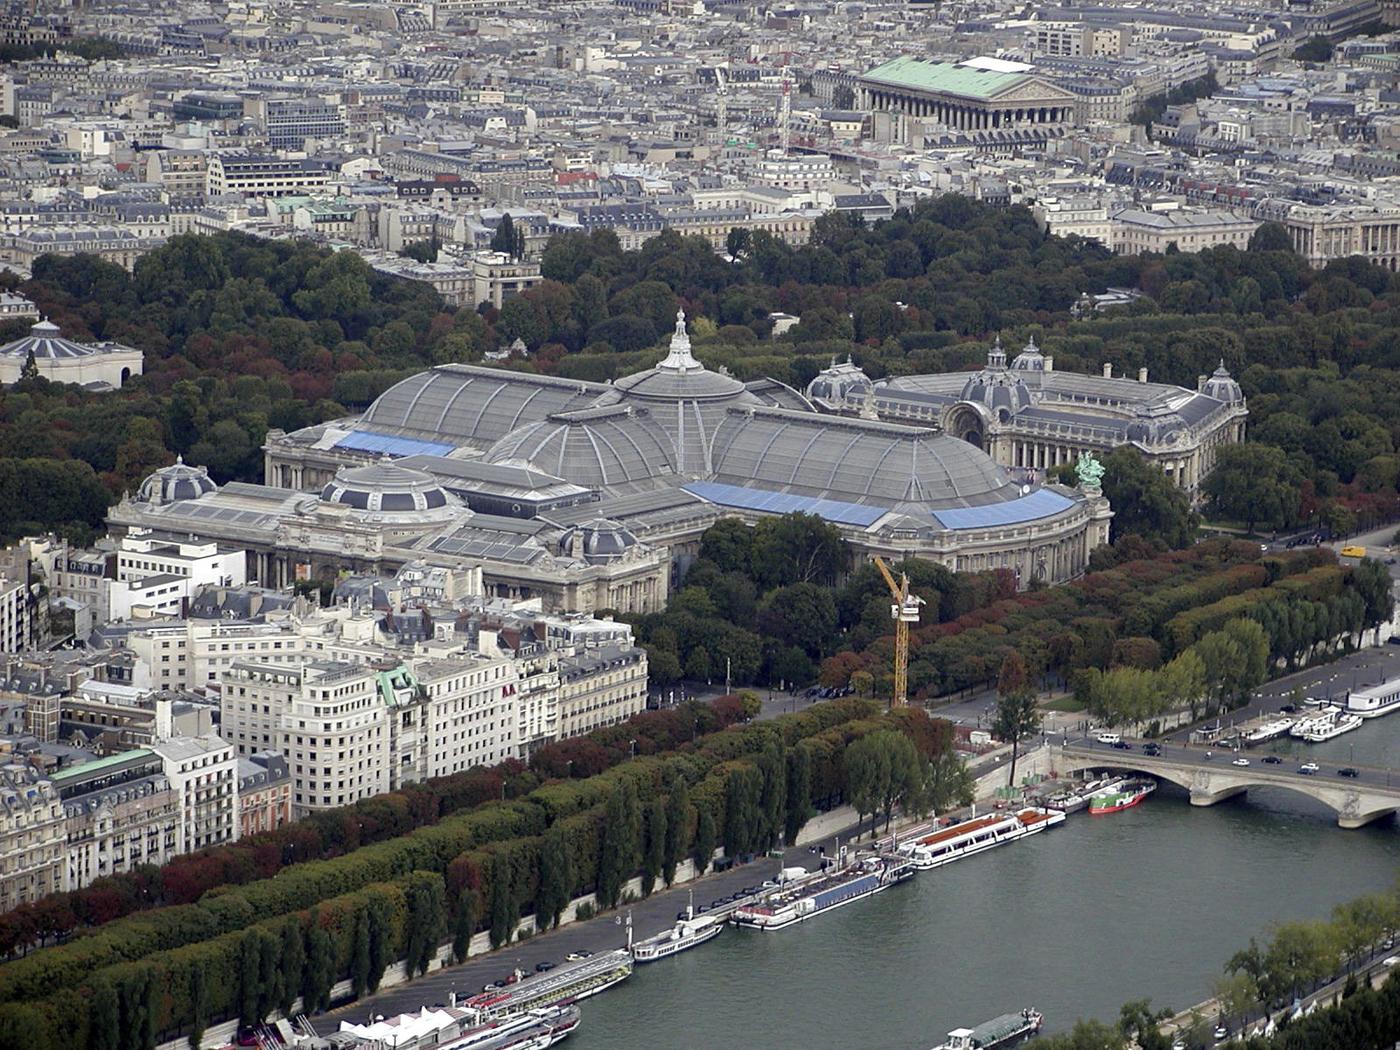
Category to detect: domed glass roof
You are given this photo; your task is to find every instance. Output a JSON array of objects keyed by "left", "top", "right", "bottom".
[
  {"left": 612, "top": 310, "right": 755, "bottom": 402},
  {"left": 806, "top": 356, "right": 873, "bottom": 410},
  {"left": 320, "top": 462, "right": 460, "bottom": 519},
  {"left": 138, "top": 456, "right": 217, "bottom": 504}
]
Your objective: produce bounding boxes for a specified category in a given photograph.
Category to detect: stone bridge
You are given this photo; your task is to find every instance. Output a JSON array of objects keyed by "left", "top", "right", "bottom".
[{"left": 1056, "top": 741, "right": 1400, "bottom": 829}]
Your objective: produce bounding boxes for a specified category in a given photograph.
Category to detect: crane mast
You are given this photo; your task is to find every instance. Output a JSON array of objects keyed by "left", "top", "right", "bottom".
[{"left": 872, "top": 556, "right": 923, "bottom": 708}]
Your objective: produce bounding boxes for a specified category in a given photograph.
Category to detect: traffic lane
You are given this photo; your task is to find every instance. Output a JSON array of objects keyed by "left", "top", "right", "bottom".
[
  {"left": 1163, "top": 645, "right": 1400, "bottom": 742},
  {"left": 319, "top": 823, "right": 868, "bottom": 1028},
  {"left": 1068, "top": 738, "right": 1395, "bottom": 786}
]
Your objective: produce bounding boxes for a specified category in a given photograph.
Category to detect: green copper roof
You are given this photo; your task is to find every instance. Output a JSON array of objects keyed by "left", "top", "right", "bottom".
[
  {"left": 50, "top": 749, "right": 155, "bottom": 783},
  {"left": 862, "top": 57, "right": 1029, "bottom": 101}
]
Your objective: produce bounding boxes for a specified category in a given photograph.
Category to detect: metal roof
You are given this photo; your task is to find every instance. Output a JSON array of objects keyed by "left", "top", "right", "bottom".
[
  {"left": 931, "top": 488, "right": 1076, "bottom": 530},
  {"left": 335, "top": 430, "right": 458, "bottom": 458},
  {"left": 862, "top": 57, "right": 1031, "bottom": 102},
  {"left": 684, "top": 481, "right": 888, "bottom": 528}
]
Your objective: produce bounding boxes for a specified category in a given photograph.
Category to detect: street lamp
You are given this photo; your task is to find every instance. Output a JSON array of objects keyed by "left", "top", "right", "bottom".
[{"left": 629, "top": 739, "right": 637, "bottom": 759}]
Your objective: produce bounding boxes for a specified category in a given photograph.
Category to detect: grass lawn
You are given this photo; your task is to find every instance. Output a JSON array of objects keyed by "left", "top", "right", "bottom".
[{"left": 1043, "top": 696, "right": 1085, "bottom": 713}]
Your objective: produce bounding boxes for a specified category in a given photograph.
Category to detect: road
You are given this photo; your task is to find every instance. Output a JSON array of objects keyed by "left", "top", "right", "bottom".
[
  {"left": 1157, "top": 644, "right": 1400, "bottom": 745},
  {"left": 317, "top": 816, "right": 876, "bottom": 1030},
  {"left": 1066, "top": 736, "right": 1400, "bottom": 789}
]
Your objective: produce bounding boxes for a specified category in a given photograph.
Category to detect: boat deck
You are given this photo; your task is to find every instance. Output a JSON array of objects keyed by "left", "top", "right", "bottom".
[
  {"left": 911, "top": 813, "right": 1016, "bottom": 848},
  {"left": 464, "top": 950, "right": 631, "bottom": 1015}
]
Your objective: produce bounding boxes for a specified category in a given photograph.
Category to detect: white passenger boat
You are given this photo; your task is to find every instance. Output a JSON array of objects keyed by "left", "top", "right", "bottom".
[
  {"left": 1347, "top": 677, "right": 1400, "bottom": 719},
  {"left": 1245, "top": 717, "right": 1295, "bottom": 744},
  {"left": 630, "top": 912, "right": 723, "bottom": 962},
  {"left": 898, "top": 808, "right": 1064, "bottom": 871},
  {"left": 1290, "top": 707, "right": 1363, "bottom": 742},
  {"left": 730, "top": 852, "right": 913, "bottom": 931}
]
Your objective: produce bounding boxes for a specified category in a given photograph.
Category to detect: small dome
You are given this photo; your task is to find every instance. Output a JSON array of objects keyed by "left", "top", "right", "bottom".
[
  {"left": 806, "top": 356, "right": 873, "bottom": 411},
  {"left": 0, "top": 318, "right": 97, "bottom": 360},
  {"left": 320, "top": 461, "right": 459, "bottom": 518},
  {"left": 1202, "top": 361, "right": 1243, "bottom": 404},
  {"left": 1010, "top": 336, "right": 1046, "bottom": 372},
  {"left": 137, "top": 456, "right": 217, "bottom": 504},
  {"left": 559, "top": 518, "right": 638, "bottom": 561},
  {"left": 959, "top": 370, "right": 1033, "bottom": 417}
]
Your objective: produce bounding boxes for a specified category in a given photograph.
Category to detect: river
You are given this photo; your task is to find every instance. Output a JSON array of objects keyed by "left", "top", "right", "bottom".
[{"left": 567, "top": 780, "right": 1400, "bottom": 1050}]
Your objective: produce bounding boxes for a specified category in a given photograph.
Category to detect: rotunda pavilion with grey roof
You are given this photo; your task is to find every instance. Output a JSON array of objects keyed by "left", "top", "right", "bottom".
[
  {"left": 0, "top": 318, "right": 142, "bottom": 389},
  {"left": 263, "top": 312, "right": 1112, "bottom": 586}
]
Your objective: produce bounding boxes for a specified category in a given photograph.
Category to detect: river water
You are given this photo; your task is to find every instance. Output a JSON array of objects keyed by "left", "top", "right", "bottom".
[{"left": 566, "top": 721, "right": 1400, "bottom": 1050}]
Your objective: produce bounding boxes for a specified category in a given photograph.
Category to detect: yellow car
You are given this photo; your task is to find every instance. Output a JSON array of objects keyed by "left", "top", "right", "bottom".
[{"left": 1340, "top": 545, "right": 1367, "bottom": 558}]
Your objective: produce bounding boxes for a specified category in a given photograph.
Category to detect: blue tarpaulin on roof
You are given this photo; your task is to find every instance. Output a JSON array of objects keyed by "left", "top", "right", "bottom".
[
  {"left": 335, "top": 430, "right": 457, "bottom": 458},
  {"left": 682, "top": 481, "right": 888, "bottom": 527},
  {"left": 930, "top": 488, "right": 1075, "bottom": 530}
]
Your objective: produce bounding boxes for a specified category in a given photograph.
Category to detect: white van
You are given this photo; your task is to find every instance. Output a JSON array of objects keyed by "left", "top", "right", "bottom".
[{"left": 1095, "top": 731, "right": 1121, "bottom": 745}]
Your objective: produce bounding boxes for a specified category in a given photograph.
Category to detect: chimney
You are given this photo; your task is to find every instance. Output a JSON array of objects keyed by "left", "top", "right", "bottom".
[
  {"left": 1197, "top": 374, "right": 1207, "bottom": 391},
  {"left": 1138, "top": 367, "right": 1148, "bottom": 384},
  {"left": 154, "top": 695, "right": 173, "bottom": 742},
  {"left": 477, "top": 628, "right": 498, "bottom": 655},
  {"left": 1043, "top": 356, "right": 1053, "bottom": 373},
  {"left": 1102, "top": 362, "right": 1112, "bottom": 379}
]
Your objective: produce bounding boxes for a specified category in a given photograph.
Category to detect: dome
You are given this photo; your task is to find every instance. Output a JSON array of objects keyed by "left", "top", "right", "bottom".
[
  {"left": 137, "top": 456, "right": 217, "bottom": 504},
  {"left": 1010, "top": 336, "right": 1047, "bottom": 372},
  {"left": 806, "top": 356, "right": 873, "bottom": 411},
  {"left": 958, "top": 371, "right": 1033, "bottom": 418},
  {"left": 558, "top": 518, "right": 639, "bottom": 561},
  {"left": 611, "top": 309, "right": 754, "bottom": 402},
  {"left": 320, "top": 462, "right": 460, "bottom": 519},
  {"left": 1202, "top": 361, "right": 1243, "bottom": 404},
  {"left": 0, "top": 318, "right": 96, "bottom": 360},
  {"left": 484, "top": 408, "right": 676, "bottom": 489}
]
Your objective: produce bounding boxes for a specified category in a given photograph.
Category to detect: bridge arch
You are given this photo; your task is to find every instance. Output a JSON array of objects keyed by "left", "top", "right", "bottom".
[{"left": 1054, "top": 748, "right": 1398, "bottom": 830}]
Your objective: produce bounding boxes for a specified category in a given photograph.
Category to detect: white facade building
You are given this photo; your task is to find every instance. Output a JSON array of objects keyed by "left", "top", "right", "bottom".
[
  {"left": 151, "top": 734, "right": 240, "bottom": 852},
  {"left": 108, "top": 532, "right": 245, "bottom": 621}
]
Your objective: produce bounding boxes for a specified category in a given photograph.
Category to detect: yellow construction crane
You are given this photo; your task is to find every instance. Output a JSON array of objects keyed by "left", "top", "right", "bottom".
[{"left": 872, "top": 556, "right": 924, "bottom": 707}]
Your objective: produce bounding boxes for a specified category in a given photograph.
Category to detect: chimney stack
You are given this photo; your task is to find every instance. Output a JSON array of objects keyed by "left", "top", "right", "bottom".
[
  {"left": 1043, "top": 356, "right": 1053, "bottom": 373},
  {"left": 1197, "top": 374, "right": 1207, "bottom": 391},
  {"left": 1102, "top": 362, "right": 1112, "bottom": 379},
  {"left": 1138, "top": 367, "right": 1148, "bottom": 384}
]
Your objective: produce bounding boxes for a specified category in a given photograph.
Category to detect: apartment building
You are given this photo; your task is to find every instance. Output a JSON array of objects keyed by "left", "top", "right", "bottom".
[
  {"left": 206, "top": 154, "right": 333, "bottom": 198},
  {"left": 556, "top": 645, "right": 647, "bottom": 739},
  {"left": 109, "top": 534, "right": 245, "bottom": 622},
  {"left": 0, "top": 577, "right": 29, "bottom": 654},
  {"left": 407, "top": 652, "right": 520, "bottom": 778},
  {"left": 128, "top": 619, "right": 306, "bottom": 693},
  {"left": 0, "top": 762, "right": 65, "bottom": 911},
  {"left": 54, "top": 748, "right": 179, "bottom": 891},
  {"left": 263, "top": 98, "right": 346, "bottom": 150},
  {"left": 237, "top": 750, "right": 291, "bottom": 838},
  {"left": 151, "top": 734, "right": 240, "bottom": 852},
  {"left": 221, "top": 660, "right": 389, "bottom": 817}
]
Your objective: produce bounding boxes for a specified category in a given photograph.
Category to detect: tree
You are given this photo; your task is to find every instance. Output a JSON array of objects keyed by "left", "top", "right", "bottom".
[
  {"left": 405, "top": 874, "right": 446, "bottom": 977},
  {"left": 641, "top": 798, "right": 667, "bottom": 896},
  {"left": 187, "top": 966, "right": 207, "bottom": 1050},
  {"left": 757, "top": 583, "right": 839, "bottom": 658},
  {"left": 832, "top": 84, "right": 855, "bottom": 109},
  {"left": 661, "top": 781, "right": 690, "bottom": 886},
  {"left": 1203, "top": 445, "right": 1301, "bottom": 533},
  {"left": 784, "top": 746, "right": 813, "bottom": 845},
  {"left": 994, "top": 651, "right": 1041, "bottom": 791},
  {"left": 491, "top": 213, "right": 526, "bottom": 260},
  {"left": 1249, "top": 222, "right": 1293, "bottom": 253},
  {"left": 1099, "top": 447, "right": 1197, "bottom": 549},
  {"left": 398, "top": 239, "right": 437, "bottom": 263},
  {"left": 90, "top": 979, "right": 119, "bottom": 1050},
  {"left": 537, "top": 825, "right": 572, "bottom": 929},
  {"left": 238, "top": 929, "right": 261, "bottom": 1024},
  {"left": 1292, "top": 34, "right": 1333, "bottom": 62},
  {"left": 277, "top": 916, "right": 304, "bottom": 1017},
  {"left": 692, "top": 805, "right": 717, "bottom": 875},
  {"left": 1028, "top": 1018, "right": 1125, "bottom": 1050},
  {"left": 452, "top": 889, "right": 479, "bottom": 963},
  {"left": 725, "top": 227, "right": 751, "bottom": 261},
  {"left": 908, "top": 746, "right": 974, "bottom": 819},
  {"left": 845, "top": 729, "right": 922, "bottom": 837},
  {"left": 751, "top": 513, "right": 850, "bottom": 589},
  {"left": 597, "top": 780, "right": 642, "bottom": 908},
  {"left": 350, "top": 908, "right": 370, "bottom": 997},
  {"left": 366, "top": 896, "right": 390, "bottom": 993},
  {"left": 303, "top": 910, "right": 333, "bottom": 1014}
]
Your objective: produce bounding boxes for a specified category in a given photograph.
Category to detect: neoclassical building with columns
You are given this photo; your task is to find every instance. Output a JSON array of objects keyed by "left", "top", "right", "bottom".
[
  {"left": 858, "top": 57, "right": 1077, "bottom": 144},
  {"left": 806, "top": 339, "right": 1247, "bottom": 496}
]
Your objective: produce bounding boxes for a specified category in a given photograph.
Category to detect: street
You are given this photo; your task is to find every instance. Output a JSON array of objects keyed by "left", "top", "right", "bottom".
[{"left": 1067, "top": 736, "right": 1400, "bottom": 790}]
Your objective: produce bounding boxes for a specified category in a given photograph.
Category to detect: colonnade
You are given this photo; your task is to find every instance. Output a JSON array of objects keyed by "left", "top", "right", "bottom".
[{"left": 862, "top": 88, "right": 1071, "bottom": 131}]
